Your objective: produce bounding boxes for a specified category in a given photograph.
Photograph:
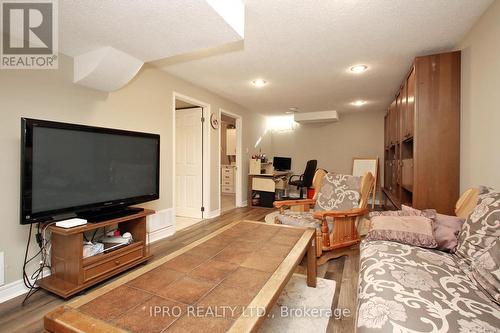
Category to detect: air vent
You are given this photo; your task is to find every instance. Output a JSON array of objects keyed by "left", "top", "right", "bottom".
[{"left": 294, "top": 110, "right": 339, "bottom": 124}]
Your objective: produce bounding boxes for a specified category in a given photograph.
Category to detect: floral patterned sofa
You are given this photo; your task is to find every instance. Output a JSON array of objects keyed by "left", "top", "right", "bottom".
[{"left": 357, "top": 187, "right": 500, "bottom": 333}]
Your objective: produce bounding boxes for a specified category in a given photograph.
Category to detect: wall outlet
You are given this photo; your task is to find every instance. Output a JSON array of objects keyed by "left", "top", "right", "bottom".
[{"left": 0, "top": 251, "right": 4, "bottom": 286}]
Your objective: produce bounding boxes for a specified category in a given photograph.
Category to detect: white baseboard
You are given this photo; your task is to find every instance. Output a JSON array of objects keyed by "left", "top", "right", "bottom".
[
  {"left": 205, "top": 209, "right": 221, "bottom": 219},
  {"left": 0, "top": 272, "right": 49, "bottom": 304},
  {"left": 240, "top": 200, "right": 248, "bottom": 207},
  {"left": 147, "top": 225, "right": 175, "bottom": 244},
  {"left": 0, "top": 279, "right": 28, "bottom": 304},
  {"left": 147, "top": 207, "right": 175, "bottom": 243}
]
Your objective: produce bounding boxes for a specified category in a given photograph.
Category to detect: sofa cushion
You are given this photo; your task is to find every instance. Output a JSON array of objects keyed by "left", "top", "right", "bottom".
[
  {"left": 434, "top": 213, "right": 465, "bottom": 252},
  {"left": 456, "top": 186, "right": 500, "bottom": 264},
  {"left": 358, "top": 240, "right": 500, "bottom": 333},
  {"left": 471, "top": 240, "right": 500, "bottom": 305},
  {"left": 365, "top": 215, "right": 438, "bottom": 248},
  {"left": 314, "top": 173, "right": 361, "bottom": 211}
]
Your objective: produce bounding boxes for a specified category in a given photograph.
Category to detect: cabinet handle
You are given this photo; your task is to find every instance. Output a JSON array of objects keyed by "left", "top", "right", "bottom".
[{"left": 115, "top": 260, "right": 121, "bottom": 265}]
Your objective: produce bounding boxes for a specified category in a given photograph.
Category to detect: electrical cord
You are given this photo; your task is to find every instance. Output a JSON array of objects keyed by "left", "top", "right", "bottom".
[{"left": 21, "top": 222, "right": 54, "bottom": 305}]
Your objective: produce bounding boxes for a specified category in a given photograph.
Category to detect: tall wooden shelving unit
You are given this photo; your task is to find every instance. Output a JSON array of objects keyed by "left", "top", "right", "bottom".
[{"left": 382, "top": 51, "right": 461, "bottom": 215}]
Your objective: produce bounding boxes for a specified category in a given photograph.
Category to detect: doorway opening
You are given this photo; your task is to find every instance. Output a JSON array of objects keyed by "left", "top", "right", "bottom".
[
  {"left": 219, "top": 109, "right": 243, "bottom": 213},
  {"left": 173, "top": 93, "right": 210, "bottom": 231}
]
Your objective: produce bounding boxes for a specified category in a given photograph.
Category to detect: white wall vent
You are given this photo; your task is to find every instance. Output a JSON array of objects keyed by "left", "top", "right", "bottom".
[
  {"left": 74, "top": 47, "right": 143, "bottom": 92},
  {"left": 294, "top": 110, "right": 339, "bottom": 124}
]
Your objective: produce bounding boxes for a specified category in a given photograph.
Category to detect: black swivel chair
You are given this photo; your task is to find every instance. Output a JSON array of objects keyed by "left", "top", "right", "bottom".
[{"left": 288, "top": 160, "right": 318, "bottom": 199}]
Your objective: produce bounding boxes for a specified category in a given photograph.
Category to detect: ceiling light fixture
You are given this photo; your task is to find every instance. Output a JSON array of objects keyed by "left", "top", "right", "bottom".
[
  {"left": 251, "top": 79, "right": 267, "bottom": 87},
  {"left": 350, "top": 65, "right": 368, "bottom": 73},
  {"left": 352, "top": 100, "right": 367, "bottom": 106}
]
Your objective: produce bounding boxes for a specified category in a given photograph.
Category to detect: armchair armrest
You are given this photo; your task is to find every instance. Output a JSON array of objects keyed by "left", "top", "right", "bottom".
[
  {"left": 274, "top": 199, "right": 316, "bottom": 208},
  {"left": 313, "top": 207, "right": 369, "bottom": 219}
]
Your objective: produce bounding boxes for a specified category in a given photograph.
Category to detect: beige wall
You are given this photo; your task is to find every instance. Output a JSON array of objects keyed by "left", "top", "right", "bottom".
[
  {"left": 267, "top": 110, "right": 385, "bottom": 182},
  {"left": 0, "top": 55, "right": 267, "bottom": 285},
  {"left": 458, "top": 0, "right": 500, "bottom": 192}
]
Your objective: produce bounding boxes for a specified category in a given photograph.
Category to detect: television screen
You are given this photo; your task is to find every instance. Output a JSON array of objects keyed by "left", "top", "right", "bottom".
[
  {"left": 273, "top": 156, "right": 292, "bottom": 171},
  {"left": 21, "top": 118, "right": 160, "bottom": 224}
]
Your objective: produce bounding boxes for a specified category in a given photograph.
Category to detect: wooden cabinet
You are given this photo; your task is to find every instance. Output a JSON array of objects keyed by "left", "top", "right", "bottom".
[
  {"left": 382, "top": 51, "right": 460, "bottom": 215},
  {"left": 38, "top": 209, "right": 154, "bottom": 298},
  {"left": 404, "top": 69, "right": 415, "bottom": 139}
]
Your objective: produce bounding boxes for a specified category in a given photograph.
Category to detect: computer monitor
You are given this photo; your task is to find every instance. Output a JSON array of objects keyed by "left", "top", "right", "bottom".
[{"left": 273, "top": 156, "right": 292, "bottom": 171}]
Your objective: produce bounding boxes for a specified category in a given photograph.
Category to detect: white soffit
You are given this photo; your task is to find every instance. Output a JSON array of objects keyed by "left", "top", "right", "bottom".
[
  {"left": 206, "top": 0, "right": 245, "bottom": 38},
  {"left": 294, "top": 111, "right": 339, "bottom": 124},
  {"left": 59, "top": 0, "right": 245, "bottom": 62},
  {"left": 74, "top": 47, "right": 143, "bottom": 92}
]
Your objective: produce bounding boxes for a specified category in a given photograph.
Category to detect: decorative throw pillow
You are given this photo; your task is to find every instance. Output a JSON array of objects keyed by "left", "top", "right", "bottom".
[
  {"left": 456, "top": 186, "right": 500, "bottom": 264},
  {"left": 314, "top": 173, "right": 361, "bottom": 211},
  {"left": 368, "top": 206, "right": 437, "bottom": 219},
  {"left": 433, "top": 213, "right": 465, "bottom": 252},
  {"left": 368, "top": 210, "right": 406, "bottom": 218},
  {"left": 401, "top": 205, "right": 437, "bottom": 220},
  {"left": 471, "top": 240, "right": 500, "bottom": 305},
  {"left": 365, "top": 215, "right": 438, "bottom": 248}
]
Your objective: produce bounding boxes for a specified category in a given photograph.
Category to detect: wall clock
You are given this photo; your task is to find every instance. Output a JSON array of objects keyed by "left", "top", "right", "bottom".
[{"left": 210, "top": 113, "right": 219, "bottom": 129}]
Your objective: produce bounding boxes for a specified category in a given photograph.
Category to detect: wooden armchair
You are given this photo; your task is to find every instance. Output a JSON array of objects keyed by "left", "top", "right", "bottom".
[{"left": 274, "top": 171, "right": 374, "bottom": 258}]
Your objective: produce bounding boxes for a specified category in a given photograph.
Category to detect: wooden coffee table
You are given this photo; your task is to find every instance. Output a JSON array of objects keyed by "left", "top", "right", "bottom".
[{"left": 44, "top": 220, "right": 317, "bottom": 333}]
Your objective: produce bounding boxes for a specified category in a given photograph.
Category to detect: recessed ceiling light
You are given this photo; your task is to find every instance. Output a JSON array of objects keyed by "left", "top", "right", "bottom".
[
  {"left": 350, "top": 65, "right": 368, "bottom": 73},
  {"left": 352, "top": 100, "right": 367, "bottom": 106},
  {"left": 288, "top": 107, "right": 299, "bottom": 112},
  {"left": 251, "top": 79, "right": 267, "bottom": 87}
]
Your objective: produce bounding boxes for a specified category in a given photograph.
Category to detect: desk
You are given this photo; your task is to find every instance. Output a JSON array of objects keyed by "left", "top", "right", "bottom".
[{"left": 248, "top": 171, "right": 292, "bottom": 208}]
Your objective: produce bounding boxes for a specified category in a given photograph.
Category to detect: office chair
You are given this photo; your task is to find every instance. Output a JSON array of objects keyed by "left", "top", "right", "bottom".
[{"left": 288, "top": 159, "right": 317, "bottom": 198}]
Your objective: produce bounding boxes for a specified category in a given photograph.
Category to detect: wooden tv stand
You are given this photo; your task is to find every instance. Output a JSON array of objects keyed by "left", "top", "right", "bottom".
[{"left": 37, "top": 208, "right": 154, "bottom": 298}]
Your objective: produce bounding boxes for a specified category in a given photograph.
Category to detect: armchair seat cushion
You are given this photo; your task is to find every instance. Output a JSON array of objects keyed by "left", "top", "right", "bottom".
[{"left": 276, "top": 210, "right": 333, "bottom": 232}]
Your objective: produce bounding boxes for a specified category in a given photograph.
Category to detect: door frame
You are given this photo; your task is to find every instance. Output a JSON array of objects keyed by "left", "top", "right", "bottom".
[
  {"left": 218, "top": 108, "right": 244, "bottom": 209},
  {"left": 172, "top": 92, "right": 211, "bottom": 219}
]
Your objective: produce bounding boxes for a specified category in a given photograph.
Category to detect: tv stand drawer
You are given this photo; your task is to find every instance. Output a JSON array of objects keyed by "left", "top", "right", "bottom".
[{"left": 83, "top": 245, "right": 143, "bottom": 283}]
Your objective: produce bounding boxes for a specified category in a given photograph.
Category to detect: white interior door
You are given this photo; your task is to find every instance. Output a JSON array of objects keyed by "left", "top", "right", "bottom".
[{"left": 176, "top": 107, "right": 203, "bottom": 218}]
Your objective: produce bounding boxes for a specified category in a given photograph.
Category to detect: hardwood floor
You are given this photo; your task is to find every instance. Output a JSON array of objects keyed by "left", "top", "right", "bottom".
[{"left": 0, "top": 207, "right": 359, "bottom": 333}]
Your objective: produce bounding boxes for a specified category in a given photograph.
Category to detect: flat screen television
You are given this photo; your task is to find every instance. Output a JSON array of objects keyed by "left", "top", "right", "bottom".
[
  {"left": 273, "top": 156, "right": 292, "bottom": 171},
  {"left": 20, "top": 118, "right": 160, "bottom": 224}
]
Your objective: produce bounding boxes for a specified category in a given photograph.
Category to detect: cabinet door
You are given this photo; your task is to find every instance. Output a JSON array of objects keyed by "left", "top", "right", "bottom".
[
  {"left": 390, "top": 100, "right": 398, "bottom": 144},
  {"left": 400, "top": 82, "right": 408, "bottom": 139},
  {"left": 226, "top": 129, "right": 236, "bottom": 155},
  {"left": 397, "top": 91, "right": 404, "bottom": 143},
  {"left": 384, "top": 113, "right": 390, "bottom": 148},
  {"left": 385, "top": 160, "right": 391, "bottom": 189},
  {"left": 406, "top": 68, "right": 415, "bottom": 138}
]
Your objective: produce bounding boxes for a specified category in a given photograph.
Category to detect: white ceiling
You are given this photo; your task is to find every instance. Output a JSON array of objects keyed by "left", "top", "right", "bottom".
[
  {"left": 154, "top": 0, "right": 493, "bottom": 115},
  {"left": 59, "top": 0, "right": 243, "bottom": 61}
]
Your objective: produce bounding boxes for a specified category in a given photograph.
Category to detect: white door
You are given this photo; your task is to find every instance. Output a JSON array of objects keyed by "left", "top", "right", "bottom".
[{"left": 176, "top": 108, "right": 203, "bottom": 218}]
